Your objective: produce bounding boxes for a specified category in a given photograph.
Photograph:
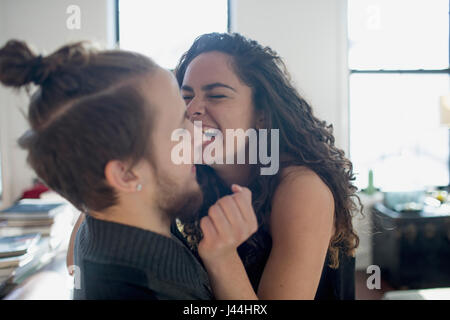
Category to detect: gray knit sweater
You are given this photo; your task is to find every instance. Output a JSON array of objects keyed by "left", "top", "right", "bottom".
[{"left": 73, "top": 215, "right": 213, "bottom": 300}]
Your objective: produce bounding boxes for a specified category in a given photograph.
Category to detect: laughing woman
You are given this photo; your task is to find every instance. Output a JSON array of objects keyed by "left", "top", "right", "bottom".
[{"left": 173, "top": 32, "right": 361, "bottom": 300}]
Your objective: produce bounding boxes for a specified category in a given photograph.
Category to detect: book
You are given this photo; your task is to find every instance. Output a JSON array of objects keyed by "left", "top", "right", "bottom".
[
  {"left": 0, "top": 267, "right": 16, "bottom": 278},
  {"left": 0, "top": 218, "right": 55, "bottom": 228},
  {"left": 10, "top": 236, "right": 59, "bottom": 285},
  {"left": 0, "top": 201, "right": 66, "bottom": 220},
  {"left": 0, "top": 266, "right": 16, "bottom": 286},
  {"left": 0, "top": 209, "right": 72, "bottom": 238},
  {"left": 0, "top": 252, "right": 34, "bottom": 269},
  {"left": 0, "top": 237, "right": 51, "bottom": 297},
  {"left": 0, "top": 226, "right": 52, "bottom": 237},
  {"left": 0, "top": 275, "right": 12, "bottom": 283},
  {"left": 0, "top": 233, "right": 41, "bottom": 258},
  {"left": 0, "top": 274, "right": 13, "bottom": 289}
]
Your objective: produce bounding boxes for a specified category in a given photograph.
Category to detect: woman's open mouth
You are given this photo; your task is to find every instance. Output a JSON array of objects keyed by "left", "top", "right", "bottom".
[{"left": 202, "top": 127, "right": 221, "bottom": 147}]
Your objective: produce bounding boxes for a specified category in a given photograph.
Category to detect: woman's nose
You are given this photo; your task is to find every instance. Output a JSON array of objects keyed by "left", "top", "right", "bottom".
[{"left": 186, "top": 98, "right": 206, "bottom": 120}]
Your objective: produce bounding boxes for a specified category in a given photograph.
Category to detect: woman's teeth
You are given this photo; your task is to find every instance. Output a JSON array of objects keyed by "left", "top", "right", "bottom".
[{"left": 203, "top": 128, "right": 221, "bottom": 137}]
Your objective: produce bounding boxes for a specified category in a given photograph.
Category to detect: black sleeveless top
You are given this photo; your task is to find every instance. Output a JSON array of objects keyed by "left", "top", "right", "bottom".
[
  {"left": 184, "top": 165, "right": 356, "bottom": 300},
  {"left": 236, "top": 227, "right": 356, "bottom": 300},
  {"left": 171, "top": 222, "right": 355, "bottom": 300}
]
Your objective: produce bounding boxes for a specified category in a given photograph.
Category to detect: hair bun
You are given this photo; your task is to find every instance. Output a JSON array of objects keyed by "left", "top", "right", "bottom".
[
  {"left": 28, "top": 55, "right": 47, "bottom": 85},
  {"left": 0, "top": 40, "right": 95, "bottom": 89},
  {"left": 0, "top": 40, "right": 48, "bottom": 87}
]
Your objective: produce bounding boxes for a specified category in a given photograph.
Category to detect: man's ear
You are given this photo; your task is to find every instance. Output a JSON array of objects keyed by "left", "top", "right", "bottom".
[{"left": 104, "top": 160, "right": 139, "bottom": 193}]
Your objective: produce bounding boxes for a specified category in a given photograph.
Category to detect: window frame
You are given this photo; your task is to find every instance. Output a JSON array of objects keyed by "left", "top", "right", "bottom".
[{"left": 348, "top": 1, "right": 450, "bottom": 188}]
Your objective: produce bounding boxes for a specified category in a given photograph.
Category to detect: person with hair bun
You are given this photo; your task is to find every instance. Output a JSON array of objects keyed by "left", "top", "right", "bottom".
[{"left": 0, "top": 40, "right": 259, "bottom": 300}]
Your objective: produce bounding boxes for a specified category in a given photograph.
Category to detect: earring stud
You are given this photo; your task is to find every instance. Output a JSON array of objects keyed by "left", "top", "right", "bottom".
[{"left": 136, "top": 184, "right": 142, "bottom": 191}]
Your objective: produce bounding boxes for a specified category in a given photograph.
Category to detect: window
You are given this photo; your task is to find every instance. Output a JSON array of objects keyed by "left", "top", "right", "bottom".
[
  {"left": 117, "top": 0, "right": 229, "bottom": 70},
  {"left": 348, "top": 0, "right": 450, "bottom": 191}
]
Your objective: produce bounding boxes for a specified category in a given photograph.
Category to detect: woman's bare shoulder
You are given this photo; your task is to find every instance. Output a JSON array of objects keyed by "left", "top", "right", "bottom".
[
  {"left": 278, "top": 165, "right": 329, "bottom": 191},
  {"left": 270, "top": 165, "right": 335, "bottom": 234}
]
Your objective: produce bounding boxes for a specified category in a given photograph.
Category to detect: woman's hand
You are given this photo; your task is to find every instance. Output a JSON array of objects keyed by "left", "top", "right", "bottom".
[
  {"left": 198, "top": 184, "right": 258, "bottom": 265},
  {"left": 197, "top": 184, "right": 259, "bottom": 299}
]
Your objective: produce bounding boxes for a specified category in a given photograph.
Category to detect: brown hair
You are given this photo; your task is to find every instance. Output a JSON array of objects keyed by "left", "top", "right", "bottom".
[
  {"left": 0, "top": 40, "right": 158, "bottom": 212},
  {"left": 176, "top": 33, "right": 362, "bottom": 268}
]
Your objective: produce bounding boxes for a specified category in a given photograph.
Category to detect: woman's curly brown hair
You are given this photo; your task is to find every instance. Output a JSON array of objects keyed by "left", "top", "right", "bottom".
[{"left": 175, "top": 32, "right": 362, "bottom": 269}]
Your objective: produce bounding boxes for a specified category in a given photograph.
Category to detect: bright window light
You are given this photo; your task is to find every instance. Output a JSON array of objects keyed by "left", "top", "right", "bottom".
[
  {"left": 350, "top": 73, "right": 449, "bottom": 190},
  {"left": 348, "top": 0, "right": 450, "bottom": 191},
  {"left": 118, "top": 0, "right": 228, "bottom": 70},
  {"left": 348, "top": 0, "right": 449, "bottom": 70}
]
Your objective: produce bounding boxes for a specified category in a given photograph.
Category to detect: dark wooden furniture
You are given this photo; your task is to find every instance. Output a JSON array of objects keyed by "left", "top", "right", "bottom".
[{"left": 372, "top": 202, "right": 450, "bottom": 289}]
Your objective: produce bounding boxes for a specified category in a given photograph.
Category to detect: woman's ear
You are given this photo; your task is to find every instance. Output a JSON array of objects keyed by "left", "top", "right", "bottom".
[
  {"left": 255, "top": 110, "right": 265, "bottom": 129},
  {"left": 104, "top": 160, "right": 139, "bottom": 193}
]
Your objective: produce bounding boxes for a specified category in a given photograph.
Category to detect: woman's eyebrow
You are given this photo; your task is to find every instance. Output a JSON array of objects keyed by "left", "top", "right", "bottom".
[
  {"left": 202, "top": 82, "right": 236, "bottom": 92},
  {"left": 181, "top": 85, "right": 194, "bottom": 92},
  {"left": 181, "top": 83, "right": 237, "bottom": 93}
]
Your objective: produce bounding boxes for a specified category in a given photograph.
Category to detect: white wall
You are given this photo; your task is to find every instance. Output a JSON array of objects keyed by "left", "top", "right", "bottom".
[
  {"left": 0, "top": 0, "right": 116, "bottom": 208},
  {"left": 230, "top": 0, "right": 349, "bottom": 154}
]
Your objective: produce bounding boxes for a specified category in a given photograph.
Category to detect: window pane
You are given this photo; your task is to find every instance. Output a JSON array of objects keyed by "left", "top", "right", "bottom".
[
  {"left": 348, "top": 0, "right": 449, "bottom": 70},
  {"left": 349, "top": 73, "right": 450, "bottom": 190},
  {"left": 119, "top": 0, "right": 228, "bottom": 70}
]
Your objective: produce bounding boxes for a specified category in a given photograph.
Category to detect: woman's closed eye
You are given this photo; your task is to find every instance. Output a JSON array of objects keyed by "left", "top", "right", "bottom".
[
  {"left": 207, "top": 94, "right": 227, "bottom": 99},
  {"left": 182, "top": 94, "right": 227, "bottom": 101}
]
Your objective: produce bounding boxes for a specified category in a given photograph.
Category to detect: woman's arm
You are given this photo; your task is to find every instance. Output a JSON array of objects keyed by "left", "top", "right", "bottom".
[
  {"left": 66, "top": 212, "right": 85, "bottom": 274},
  {"left": 193, "top": 166, "right": 335, "bottom": 300},
  {"left": 257, "top": 166, "right": 335, "bottom": 299},
  {"left": 198, "top": 184, "right": 258, "bottom": 300}
]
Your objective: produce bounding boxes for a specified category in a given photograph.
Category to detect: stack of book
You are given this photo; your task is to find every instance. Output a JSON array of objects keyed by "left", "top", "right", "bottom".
[
  {"left": 0, "top": 233, "right": 41, "bottom": 285},
  {"left": 0, "top": 200, "right": 70, "bottom": 241},
  {"left": 0, "top": 199, "right": 74, "bottom": 296}
]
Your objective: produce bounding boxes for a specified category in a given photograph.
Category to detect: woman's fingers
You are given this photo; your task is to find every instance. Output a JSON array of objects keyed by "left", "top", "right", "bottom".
[
  {"left": 231, "top": 184, "right": 243, "bottom": 193},
  {"left": 199, "top": 186, "right": 258, "bottom": 262},
  {"left": 231, "top": 184, "right": 252, "bottom": 201},
  {"left": 217, "top": 196, "right": 247, "bottom": 239},
  {"left": 200, "top": 216, "right": 218, "bottom": 242},
  {"left": 208, "top": 203, "right": 233, "bottom": 239},
  {"left": 231, "top": 186, "right": 257, "bottom": 231}
]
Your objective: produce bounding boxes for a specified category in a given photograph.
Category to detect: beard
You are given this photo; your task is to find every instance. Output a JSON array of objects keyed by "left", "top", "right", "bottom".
[{"left": 155, "top": 172, "right": 203, "bottom": 225}]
